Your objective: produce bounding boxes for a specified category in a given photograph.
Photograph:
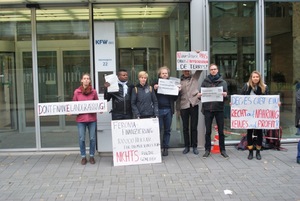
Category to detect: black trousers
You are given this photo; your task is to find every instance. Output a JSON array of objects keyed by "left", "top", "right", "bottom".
[
  {"left": 247, "top": 129, "right": 263, "bottom": 147},
  {"left": 204, "top": 110, "right": 225, "bottom": 151},
  {"left": 180, "top": 105, "right": 198, "bottom": 148}
]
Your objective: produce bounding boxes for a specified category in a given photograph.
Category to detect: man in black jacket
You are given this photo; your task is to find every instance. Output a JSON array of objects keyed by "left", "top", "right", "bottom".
[
  {"left": 200, "top": 63, "right": 229, "bottom": 159},
  {"left": 104, "top": 69, "right": 134, "bottom": 120}
]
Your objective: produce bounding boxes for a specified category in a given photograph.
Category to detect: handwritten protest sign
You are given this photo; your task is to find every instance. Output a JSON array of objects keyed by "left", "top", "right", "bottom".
[
  {"left": 157, "top": 78, "right": 179, "bottom": 96},
  {"left": 230, "top": 95, "right": 280, "bottom": 129},
  {"left": 105, "top": 74, "right": 119, "bottom": 92},
  {"left": 38, "top": 100, "right": 107, "bottom": 116},
  {"left": 111, "top": 118, "right": 161, "bottom": 166},
  {"left": 201, "top": 87, "right": 223, "bottom": 102},
  {"left": 176, "top": 51, "right": 208, "bottom": 70}
]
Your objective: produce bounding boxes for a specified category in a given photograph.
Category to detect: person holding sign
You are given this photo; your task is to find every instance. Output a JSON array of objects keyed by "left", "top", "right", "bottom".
[
  {"left": 200, "top": 63, "right": 229, "bottom": 159},
  {"left": 104, "top": 69, "right": 134, "bottom": 120},
  {"left": 153, "top": 66, "right": 179, "bottom": 156},
  {"left": 179, "top": 70, "right": 202, "bottom": 155},
  {"left": 241, "top": 71, "right": 269, "bottom": 160},
  {"left": 73, "top": 73, "right": 99, "bottom": 165},
  {"left": 131, "top": 71, "right": 159, "bottom": 119}
]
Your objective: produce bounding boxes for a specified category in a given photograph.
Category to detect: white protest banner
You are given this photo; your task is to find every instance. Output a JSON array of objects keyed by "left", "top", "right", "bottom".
[
  {"left": 157, "top": 78, "right": 179, "bottom": 96},
  {"left": 230, "top": 95, "right": 280, "bottom": 129},
  {"left": 176, "top": 51, "right": 208, "bottom": 70},
  {"left": 201, "top": 87, "right": 223, "bottom": 102},
  {"left": 111, "top": 118, "right": 162, "bottom": 166},
  {"left": 38, "top": 100, "right": 107, "bottom": 116}
]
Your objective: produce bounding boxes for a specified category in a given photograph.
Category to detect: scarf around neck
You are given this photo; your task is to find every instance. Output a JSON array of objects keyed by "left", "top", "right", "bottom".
[{"left": 118, "top": 80, "right": 128, "bottom": 97}]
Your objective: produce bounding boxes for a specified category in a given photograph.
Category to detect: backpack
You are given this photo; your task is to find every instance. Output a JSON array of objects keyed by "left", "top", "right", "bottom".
[
  {"left": 236, "top": 134, "right": 248, "bottom": 150},
  {"left": 264, "top": 127, "right": 282, "bottom": 150},
  {"left": 135, "top": 86, "right": 152, "bottom": 93}
]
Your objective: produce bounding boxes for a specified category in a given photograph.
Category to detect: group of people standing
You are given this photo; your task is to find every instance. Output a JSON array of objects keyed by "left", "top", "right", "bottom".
[{"left": 72, "top": 63, "right": 272, "bottom": 165}]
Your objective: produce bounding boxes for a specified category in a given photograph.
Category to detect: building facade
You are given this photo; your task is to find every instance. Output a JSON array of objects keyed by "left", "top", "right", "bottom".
[{"left": 0, "top": 0, "right": 299, "bottom": 152}]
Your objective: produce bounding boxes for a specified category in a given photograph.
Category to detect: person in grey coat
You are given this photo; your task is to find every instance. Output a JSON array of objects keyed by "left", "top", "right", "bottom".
[{"left": 179, "top": 70, "right": 202, "bottom": 155}]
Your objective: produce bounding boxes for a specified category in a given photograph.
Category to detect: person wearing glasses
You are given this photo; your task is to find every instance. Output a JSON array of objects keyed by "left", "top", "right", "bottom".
[{"left": 200, "top": 63, "right": 229, "bottom": 159}]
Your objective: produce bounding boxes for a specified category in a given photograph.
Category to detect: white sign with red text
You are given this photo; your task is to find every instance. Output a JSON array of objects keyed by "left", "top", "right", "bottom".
[
  {"left": 230, "top": 95, "right": 280, "bottom": 129},
  {"left": 176, "top": 51, "right": 208, "bottom": 70},
  {"left": 38, "top": 100, "right": 107, "bottom": 116},
  {"left": 111, "top": 118, "right": 161, "bottom": 166}
]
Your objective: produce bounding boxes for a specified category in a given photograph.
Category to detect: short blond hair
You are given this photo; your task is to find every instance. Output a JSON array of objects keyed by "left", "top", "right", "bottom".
[{"left": 138, "top": 71, "right": 148, "bottom": 78}]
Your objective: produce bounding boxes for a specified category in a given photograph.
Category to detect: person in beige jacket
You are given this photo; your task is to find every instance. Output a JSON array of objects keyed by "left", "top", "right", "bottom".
[{"left": 179, "top": 70, "right": 202, "bottom": 155}]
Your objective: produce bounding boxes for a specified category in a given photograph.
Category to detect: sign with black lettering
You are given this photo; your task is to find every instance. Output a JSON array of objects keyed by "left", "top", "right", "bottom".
[
  {"left": 176, "top": 51, "right": 208, "bottom": 70},
  {"left": 230, "top": 95, "right": 280, "bottom": 129},
  {"left": 38, "top": 100, "right": 107, "bottom": 116},
  {"left": 111, "top": 118, "right": 162, "bottom": 166}
]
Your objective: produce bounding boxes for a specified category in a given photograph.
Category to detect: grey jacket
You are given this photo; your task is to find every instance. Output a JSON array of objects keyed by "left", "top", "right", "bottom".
[{"left": 179, "top": 71, "right": 202, "bottom": 110}]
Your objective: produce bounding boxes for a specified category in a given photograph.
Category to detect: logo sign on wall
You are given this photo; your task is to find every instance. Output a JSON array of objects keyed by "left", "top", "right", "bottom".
[
  {"left": 111, "top": 118, "right": 162, "bottom": 166},
  {"left": 230, "top": 95, "right": 280, "bottom": 129},
  {"left": 93, "top": 21, "right": 116, "bottom": 94}
]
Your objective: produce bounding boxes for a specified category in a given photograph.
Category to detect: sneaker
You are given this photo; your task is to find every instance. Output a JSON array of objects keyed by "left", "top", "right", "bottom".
[
  {"left": 81, "top": 157, "right": 87, "bottom": 165},
  {"left": 297, "top": 158, "right": 300, "bottom": 164},
  {"left": 221, "top": 151, "right": 229, "bottom": 159},
  {"left": 203, "top": 151, "right": 210, "bottom": 159},
  {"left": 162, "top": 148, "right": 168, "bottom": 156},
  {"left": 193, "top": 147, "right": 199, "bottom": 155},
  {"left": 182, "top": 147, "right": 190, "bottom": 154},
  {"left": 89, "top": 157, "right": 95, "bottom": 164}
]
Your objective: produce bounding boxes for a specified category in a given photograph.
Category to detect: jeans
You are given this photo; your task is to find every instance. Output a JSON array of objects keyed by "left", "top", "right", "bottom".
[
  {"left": 77, "top": 121, "right": 96, "bottom": 158},
  {"left": 159, "top": 108, "right": 172, "bottom": 148},
  {"left": 247, "top": 129, "right": 263, "bottom": 147},
  {"left": 204, "top": 110, "right": 225, "bottom": 151},
  {"left": 180, "top": 105, "right": 199, "bottom": 148}
]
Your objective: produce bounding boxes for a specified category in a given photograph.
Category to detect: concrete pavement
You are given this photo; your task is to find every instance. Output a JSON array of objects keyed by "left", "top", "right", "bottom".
[{"left": 0, "top": 144, "right": 299, "bottom": 201}]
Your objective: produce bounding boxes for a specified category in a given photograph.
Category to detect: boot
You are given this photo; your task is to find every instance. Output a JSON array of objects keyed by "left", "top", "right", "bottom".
[
  {"left": 247, "top": 150, "right": 253, "bottom": 160},
  {"left": 256, "top": 150, "right": 261, "bottom": 160}
]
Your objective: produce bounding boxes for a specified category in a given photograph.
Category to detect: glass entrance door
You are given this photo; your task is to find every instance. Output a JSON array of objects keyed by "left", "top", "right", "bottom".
[
  {"left": 22, "top": 50, "right": 90, "bottom": 148},
  {"left": 0, "top": 53, "right": 17, "bottom": 132},
  {"left": 119, "top": 48, "right": 160, "bottom": 84}
]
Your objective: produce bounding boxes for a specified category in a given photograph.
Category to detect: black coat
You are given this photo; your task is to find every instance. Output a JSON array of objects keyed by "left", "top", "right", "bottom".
[
  {"left": 201, "top": 74, "right": 228, "bottom": 112},
  {"left": 104, "top": 82, "right": 134, "bottom": 115}
]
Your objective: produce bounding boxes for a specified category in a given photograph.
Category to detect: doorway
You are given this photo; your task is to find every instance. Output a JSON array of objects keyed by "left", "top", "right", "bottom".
[
  {"left": 118, "top": 48, "right": 160, "bottom": 84},
  {"left": 21, "top": 49, "right": 90, "bottom": 148},
  {"left": 0, "top": 53, "right": 17, "bottom": 132}
]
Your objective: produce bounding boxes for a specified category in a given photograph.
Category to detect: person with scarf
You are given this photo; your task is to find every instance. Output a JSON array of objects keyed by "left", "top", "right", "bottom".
[
  {"left": 241, "top": 71, "right": 269, "bottom": 160},
  {"left": 73, "top": 73, "right": 99, "bottom": 165},
  {"left": 179, "top": 70, "right": 202, "bottom": 155},
  {"left": 200, "top": 63, "right": 229, "bottom": 159},
  {"left": 104, "top": 69, "right": 134, "bottom": 120}
]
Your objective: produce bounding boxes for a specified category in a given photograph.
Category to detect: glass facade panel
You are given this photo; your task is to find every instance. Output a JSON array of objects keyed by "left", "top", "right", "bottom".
[
  {"left": 94, "top": 3, "right": 190, "bottom": 148},
  {"left": 35, "top": 8, "right": 90, "bottom": 148},
  {"left": 265, "top": 2, "right": 300, "bottom": 136},
  {"left": 0, "top": 9, "right": 35, "bottom": 149},
  {"left": 209, "top": 2, "right": 256, "bottom": 140}
]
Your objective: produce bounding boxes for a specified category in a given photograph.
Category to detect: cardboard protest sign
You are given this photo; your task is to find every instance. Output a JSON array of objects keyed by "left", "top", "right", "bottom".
[
  {"left": 176, "top": 51, "right": 208, "bottom": 70},
  {"left": 38, "top": 100, "right": 107, "bottom": 116},
  {"left": 111, "top": 118, "right": 161, "bottom": 166},
  {"left": 230, "top": 95, "right": 280, "bottom": 129}
]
